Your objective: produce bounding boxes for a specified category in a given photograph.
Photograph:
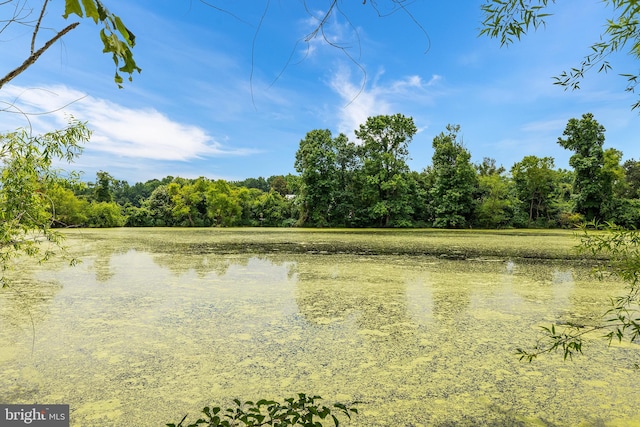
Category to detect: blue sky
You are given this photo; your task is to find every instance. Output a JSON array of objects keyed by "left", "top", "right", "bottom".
[{"left": 2, "top": 1, "right": 639, "bottom": 184}]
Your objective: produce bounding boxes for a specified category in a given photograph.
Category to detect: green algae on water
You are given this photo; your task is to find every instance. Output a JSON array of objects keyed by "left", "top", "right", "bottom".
[{"left": 0, "top": 228, "right": 638, "bottom": 426}]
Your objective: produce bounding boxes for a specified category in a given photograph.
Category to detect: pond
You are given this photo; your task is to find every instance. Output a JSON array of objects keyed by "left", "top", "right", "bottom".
[{"left": 1, "top": 228, "right": 639, "bottom": 426}]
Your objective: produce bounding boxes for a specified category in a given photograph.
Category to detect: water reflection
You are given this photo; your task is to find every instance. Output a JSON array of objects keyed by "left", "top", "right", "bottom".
[
  {"left": 0, "top": 277, "right": 63, "bottom": 361},
  {"left": 0, "top": 231, "right": 638, "bottom": 427}
]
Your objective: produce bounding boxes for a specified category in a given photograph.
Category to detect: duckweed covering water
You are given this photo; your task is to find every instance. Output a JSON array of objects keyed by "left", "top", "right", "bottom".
[{"left": 1, "top": 229, "right": 639, "bottom": 426}]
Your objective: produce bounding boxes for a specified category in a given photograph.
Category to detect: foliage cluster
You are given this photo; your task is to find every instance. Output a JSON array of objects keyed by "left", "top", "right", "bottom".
[
  {"left": 167, "top": 394, "right": 358, "bottom": 427},
  {"left": 53, "top": 173, "right": 297, "bottom": 228},
  {"left": 31, "top": 113, "right": 640, "bottom": 230},
  {"left": 0, "top": 119, "right": 90, "bottom": 286},
  {"left": 1, "top": 0, "right": 139, "bottom": 91},
  {"left": 480, "top": 0, "right": 640, "bottom": 110}
]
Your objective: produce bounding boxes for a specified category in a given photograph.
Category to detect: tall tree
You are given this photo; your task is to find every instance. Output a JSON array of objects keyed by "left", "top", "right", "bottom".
[
  {"left": 206, "top": 180, "right": 242, "bottom": 227},
  {"left": 144, "top": 185, "right": 175, "bottom": 226},
  {"left": 331, "top": 133, "right": 361, "bottom": 227},
  {"left": 294, "top": 129, "right": 337, "bottom": 226},
  {"left": 169, "top": 178, "right": 211, "bottom": 226},
  {"left": 603, "top": 148, "right": 626, "bottom": 199},
  {"left": 476, "top": 172, "right": 513, "bottom": 229},
  {"left": 295, "top": 129, "right": 357, "bottom": 226},
  {"left": 511, "top": 156, "right": 557, "bottom": 226},
  {"left": 557, "top": 113, "right": 609, "bottom": 221},
  {"left": 94, "top": 171, "right": 114, "bottom": 203},
  {"left": 355, "top": 114, "right": 417, "bottom": 227},
  {"left": 429, "top": 124, "right": 478, "bottom": 228},
  {"left": 622, "top": 158, "right": 640, "bottom": 199}
]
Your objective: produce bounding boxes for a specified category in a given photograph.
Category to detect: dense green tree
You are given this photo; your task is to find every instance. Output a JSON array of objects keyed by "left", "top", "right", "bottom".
[
  {"left": 252, "top": 190, "right": 291, "bottom": 227},
  {"left": 511, "top": 156, "right": 557, "bottom": 227},
  {"left": 93, "top": 171, "right": 115, "bottom": 203},
  {"left": 429, "top": 125, "right": 478, "bottom": 228},
  {"left": 622, "top": 158, "right": 640, "bottom": 199},
  {"left": 111, "top": 179, "right": 130, "bottom": 205},
  {"left": 234, "top": 186, "right": 263, "bottom": 226},
  {"left": 331, "top": 133, "right": 361, "bottom": 227},
  {"left": 206, "top": 180, "right": 243, "bottom": 226},
  {"left": 593, "top": 149, "right": 640, "bottom": 227},
  {"left": 474, "top": 157, "right": 513, "bottom": 228},
  {"left": 267, "top": 175, "right": 289, "bottom": 196},
  {"left": 355, "top": 114, "right": 417, "bottom": 227},
  {"left": 603, "top": 198, "right": 640, "bottom": 229},
  {"left": 144, "top": 185, "right": 176, "bottom": 226},
  {"left": 124, "top": 204, "right": 153, "bottom": 227},
  {"left": 405, "top": 170, "right": 431, "bottom": 227},
  {"left": 86, "top": 201, "right": 126, "bottom": 227},
  {"left": 476, "top": 173, "right": 514, "bottom": 228},
  {"left": 104, "top": 176, "right": 298, "bottom": 228},
  {"left": 48, "top": 183, "right": 89, "bottom": 227},
  {"left": 237, "top": 177, "right": 269, "bottom": 192},
  {"left": 283, "top": 174, "right": 302, "bottom": 196},
  {"left": 603, "top": 148, "right": 627, "bottom": 199},
  {"left": 475, "top": 157, "right": 506, "bottom": 177},
  {"left": 166, "top": 179, "right": 206, "bottom": 226},
  {"left": 110, "top": 178, "right": 166, "bottom": 207},
  {"left": 295, "top": 129, "right": 343, "bottom": 226},
  {"left": 550, "top": 168, "right": 580, "bottom": 228},
  {"left": 557, "top": 113, "right": 609, "bottom": 221}
]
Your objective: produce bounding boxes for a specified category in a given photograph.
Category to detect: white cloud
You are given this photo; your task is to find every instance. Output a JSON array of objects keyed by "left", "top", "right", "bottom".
[
  {"left": 521, "top": 119, "right": 567, "bottom": 134},
  {"left": 0, "top": 84, "right": 253, "bottom": 161},
  {"left": 329, "top": 67, "right": 390, "bottom": 138},
  {"left": 329, "top": 67, "right": 442, "bottom": 140}
]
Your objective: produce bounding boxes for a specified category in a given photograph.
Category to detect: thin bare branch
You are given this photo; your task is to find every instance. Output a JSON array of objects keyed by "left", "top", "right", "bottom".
[
  {"left": 0, "top": 21, "right": 79, "bottom": 90},
  {"left": 197, "top": 0, "right": 254, "bottom": 26},
  {"left": 0, "top": 0, "right": 34, "bottom": 35},
  {"left": 30, "top": 0, "right": 49, "bottom": 55},
  {"left": 250, "top": 0, "right": 270, "bottom": 109}
]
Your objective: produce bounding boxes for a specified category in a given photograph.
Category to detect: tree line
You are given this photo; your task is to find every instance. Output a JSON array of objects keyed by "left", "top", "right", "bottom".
[{"left": 46, "top": 113, "right": 640, "bottom": 229}]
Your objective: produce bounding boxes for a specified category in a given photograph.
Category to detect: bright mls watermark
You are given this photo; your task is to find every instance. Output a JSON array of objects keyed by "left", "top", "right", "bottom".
[{"left": 0, "top": 405, "right": 69, "bottom": 426}]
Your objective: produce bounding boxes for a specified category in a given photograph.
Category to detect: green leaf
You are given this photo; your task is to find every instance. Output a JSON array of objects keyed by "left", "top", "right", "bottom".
[
  {"left": 63, "top": 0, "right": 83, "bottom": 18},
  {"left": 114, "top": 16, "right": 134, "bottom": 46},
  {"left": 81, "top": 0, "right": 100, "bottom": 23},
  {"left": 95, "top": 1, "right": 108, "bottom": 20}
]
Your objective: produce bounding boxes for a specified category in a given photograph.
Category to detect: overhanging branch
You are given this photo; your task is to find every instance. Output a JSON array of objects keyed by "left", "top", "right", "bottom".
[{"left": 0, "top": 21, "right": 80, "bottom": 90}]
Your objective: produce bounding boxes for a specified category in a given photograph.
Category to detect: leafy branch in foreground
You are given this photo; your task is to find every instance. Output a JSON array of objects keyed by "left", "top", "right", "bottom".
[
  {"left": 480, "top": 0, "right": 640, "bottom": 110},
  {"left": 517, "top": 222, "right": 640, "bottom": 362},
  {"left": 63, "top": 0, "right": 141, "bottom": 87},
  {"left": 166, "top": 394, "right": 359, "bottom": 427},
  {"left": 0, "top": 0, "right": 139, "bottom": 91},
  {"left": 0, "top": 119, "right": 90, "bottom": 287}
]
